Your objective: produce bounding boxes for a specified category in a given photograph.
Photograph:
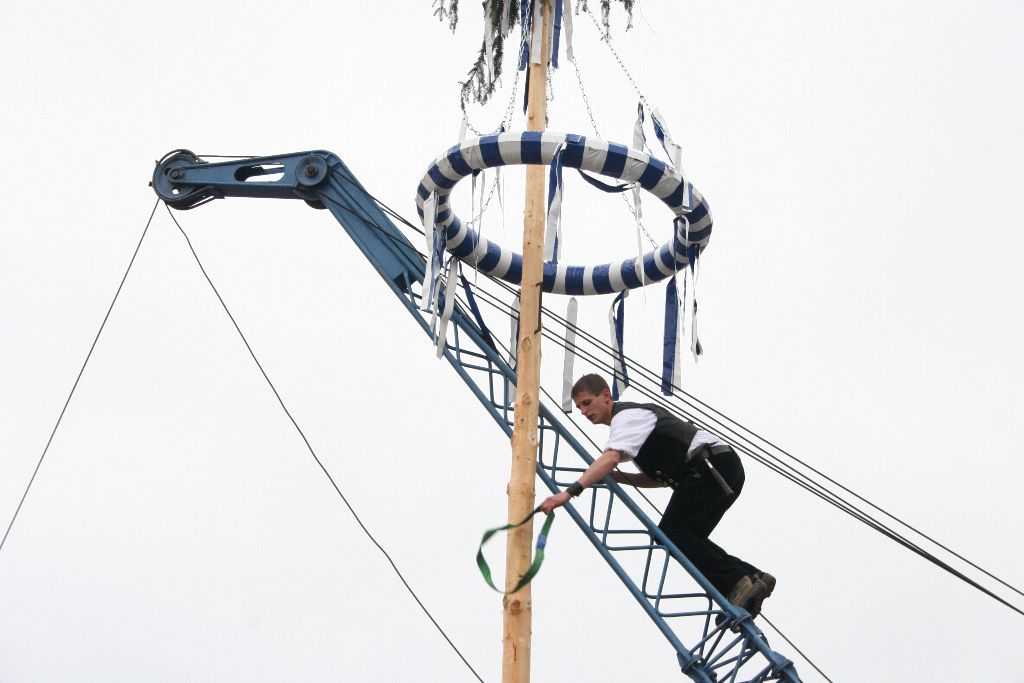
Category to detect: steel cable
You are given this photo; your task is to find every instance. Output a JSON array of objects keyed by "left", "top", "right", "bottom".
[
  {"left": 0, "top": 200, "right": 160, "bottom": 556},
  {"left": 333, "top": 168, "right": 1024, "bottom": 614},
  {"left": 165, "top": 206, "right": 486, "bottom": 683}
]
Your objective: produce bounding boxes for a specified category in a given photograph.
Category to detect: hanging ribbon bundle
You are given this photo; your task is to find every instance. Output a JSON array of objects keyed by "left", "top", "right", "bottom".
[
  {"left": 519, "top": 0, "right": 573, "bottom": 114},
  {"left": 434, "top": 256, "right": 461, "bottom": 357},
  {"left": 660, "top": 216, "right": 688, "bottom": 395},
  {"left": 543, "top": 141, "right": 579, "bottom": 412},
  {"left": 420, "top": 193, "right": 443, "bottom": 314}
]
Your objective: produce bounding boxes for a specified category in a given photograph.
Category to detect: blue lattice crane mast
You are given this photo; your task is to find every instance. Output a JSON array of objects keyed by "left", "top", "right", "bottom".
[{"left": 152, "top": 148, "right": 801, "bottom": 683}]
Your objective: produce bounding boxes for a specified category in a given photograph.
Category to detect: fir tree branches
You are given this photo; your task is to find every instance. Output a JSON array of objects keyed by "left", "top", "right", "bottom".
[
  {"left": 583, "top": 0, "right": 635, "bottom": 33},
  {"left": 433, "top": 0, "right": 633, "bottom": 111}
]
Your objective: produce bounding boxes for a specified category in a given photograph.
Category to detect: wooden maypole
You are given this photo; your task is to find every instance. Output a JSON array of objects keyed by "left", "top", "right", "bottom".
[{"left": 503, "top": 2, "right": 550, "bottom": 681}]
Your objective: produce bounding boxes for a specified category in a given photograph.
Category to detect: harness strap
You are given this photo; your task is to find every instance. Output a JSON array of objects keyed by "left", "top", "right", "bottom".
[
  {"left": 476, "top": 506, "right": 556, "bottom": 594},
  {"left": 691, "top": 445, "right": 736, "bottom": 497}
]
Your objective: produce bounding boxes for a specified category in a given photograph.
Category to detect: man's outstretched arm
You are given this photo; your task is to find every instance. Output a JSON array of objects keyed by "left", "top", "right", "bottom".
[
  {"left": 539, "top": 449, "right": 624, "bottom": 513},
  {"left": 612, "top": 470, "right": 664, "bottom": 488}
]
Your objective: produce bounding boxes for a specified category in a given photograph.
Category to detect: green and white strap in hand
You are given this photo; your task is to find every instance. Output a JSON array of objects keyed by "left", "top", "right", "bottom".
[{"left": 476, "top": 506, "right": 556, "bottom": 594}]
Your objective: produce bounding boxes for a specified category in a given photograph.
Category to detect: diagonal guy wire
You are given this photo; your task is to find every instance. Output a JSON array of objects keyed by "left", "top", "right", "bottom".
[
  {"left": 164, "top": 204, "right": 485, "bottom": 683},
  {"left": 1, "top": 200, "right": 160, "bottom": 556}
]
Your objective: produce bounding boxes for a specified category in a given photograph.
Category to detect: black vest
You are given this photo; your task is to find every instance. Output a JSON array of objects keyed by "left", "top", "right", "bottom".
[{"left": 613, "top": 401, "right": 698, "bottom": 488}]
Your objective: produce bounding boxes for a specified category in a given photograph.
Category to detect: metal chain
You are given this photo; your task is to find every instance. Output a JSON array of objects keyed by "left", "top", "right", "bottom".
[
  {"left": 464, "top": 173, "right": 502, "bottom": 227},
  {"left": 464, "top": 65, "right": 523, "bottom": 136},
  {"left": 583, "top": 5, "right": 650, "bottom": 110},
  {"left": 569, "top": 29, "right": 659, "bottom": 249},
  {"left": 465, "top": 6, "right": 659, "bottom": 249},
  {"left": 572, "top": 55, "right": 603, "bottom": 138},
  {"left": 620, "top": 194, "right": 661, "bottom": 249},
  {"left": 464, "top": 29, "right": 528, "bottom": 136}
]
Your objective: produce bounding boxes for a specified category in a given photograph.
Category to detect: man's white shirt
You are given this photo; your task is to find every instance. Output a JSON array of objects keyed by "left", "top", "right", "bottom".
[{"left": 605, "top": 407, "right": 727, "bottom": 461}]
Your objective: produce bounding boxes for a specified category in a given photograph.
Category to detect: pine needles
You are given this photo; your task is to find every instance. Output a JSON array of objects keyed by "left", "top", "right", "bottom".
[{"left": 433, "top": 0, "right": 633, "bottom": 111}]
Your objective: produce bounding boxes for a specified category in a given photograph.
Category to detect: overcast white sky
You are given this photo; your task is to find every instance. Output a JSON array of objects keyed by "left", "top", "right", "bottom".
[{"left": 2, "top": 1, "right": 1023, "bottom": 681}]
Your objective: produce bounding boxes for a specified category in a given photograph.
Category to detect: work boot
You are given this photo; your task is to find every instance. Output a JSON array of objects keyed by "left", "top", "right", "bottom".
[
  {"left": 715, "top": 575, "right": 755, "bottom": 626},
  {"left": 743, "top": 572, "right": 776, "bottom": 618},
  {"left": 726, "top": 575, "right": 755, "bottom": 605}
]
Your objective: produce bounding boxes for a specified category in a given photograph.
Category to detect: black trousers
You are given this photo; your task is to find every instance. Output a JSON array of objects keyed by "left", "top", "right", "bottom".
[{"left": 657, "top": 449, "right": 759, "bottom": 595}]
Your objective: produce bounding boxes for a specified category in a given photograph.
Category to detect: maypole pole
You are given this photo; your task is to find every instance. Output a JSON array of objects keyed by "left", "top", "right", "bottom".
[{"left": 504, "top": 1, "right": 550, "bottom": 681}]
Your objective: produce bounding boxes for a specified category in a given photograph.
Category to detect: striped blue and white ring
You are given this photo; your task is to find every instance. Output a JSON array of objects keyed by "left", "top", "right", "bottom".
[{"left": 414, "top": 131, "right": 712, "bottom": 296}]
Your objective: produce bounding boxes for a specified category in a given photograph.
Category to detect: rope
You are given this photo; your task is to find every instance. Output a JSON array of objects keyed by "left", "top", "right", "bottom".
[
  {"left": 165, "top": 206, "right": 486, "bottom": 683},
  {"left": 0, "top": 199, "right": 160, "bottom": 557}
]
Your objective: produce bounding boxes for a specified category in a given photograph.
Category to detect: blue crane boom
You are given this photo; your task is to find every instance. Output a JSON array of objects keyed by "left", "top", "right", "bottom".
[{"left": 152, "top": 149, "right": 802, "bottom": 683}]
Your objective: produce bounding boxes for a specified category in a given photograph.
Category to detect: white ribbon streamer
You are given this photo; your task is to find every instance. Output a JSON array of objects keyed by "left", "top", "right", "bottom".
[
  {"left": 561, "top": 297, "right": 578, "bottom": 411},
  {"left": 475, "top": 168, "right": 486, "bottom": 273},
  {"left": 651, "top": 107, "right": 683, "bottom": 170},
  {"left": 564, "top": 0, "right": 575, "bottom": 63},
  {"left": 436, "top": 257, "right": 460, "bottom": 357},
  {"left": 689, "top": 251, "right": 702, "bottom": 360},
  {"left": 631, "top": 103, "right": 646, "bottom": 287},
  {"left": 420, "top": 193, "right": 439, "bottom": 312},
  {"left": 531, "top": 0, "right": 544, "bottom": 64},
  {"left": 509, "top": 293, "right": 520, "bottom": 368},
  {"left": 608, "top": 290, "right": 629, "bottom": 398}
]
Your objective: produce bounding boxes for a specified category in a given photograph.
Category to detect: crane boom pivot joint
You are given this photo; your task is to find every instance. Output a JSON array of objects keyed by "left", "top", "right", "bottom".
[{"left": 152, "top": 150, "right": 334, "bottom": 210}]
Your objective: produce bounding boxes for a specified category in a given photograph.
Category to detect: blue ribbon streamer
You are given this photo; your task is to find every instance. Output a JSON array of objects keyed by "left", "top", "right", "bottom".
[
  {"left": 431, "top": 224, "right": 448, "bottom": 306},
  {"left": 425, "top": 214, "right": 447, "bottom": 313},
  {"left": 460, "top": 274, "right": 497, "bottom": 352},
  {"left": 612, "top": 290, "right": 628, "bottom": 400},
  {"left": 661, "top": 275, "right": 679, "bottom": 395},
  {"left": 634, "top": 100, "right": 646, "bottom": 147},
  {"left": 522, "top": 67, "right": 530, "bottom": 114},
  {"left": 686, "top": 244, "right": 704, "bottom": 359},
  {"left": 552, "top": 0, "right": 564, "bottom": 68},
  {"left": 651, "top": 114, "right": 676, "bottom": 166},
  {"left": 546, "top": 143, "right": 565, "bottom": 262},
  {"left": 518, "top": 0, "right": 531, "bottom": 70},
  {"left": 575, "top": 169, "right": 633, "bottom": 193}
]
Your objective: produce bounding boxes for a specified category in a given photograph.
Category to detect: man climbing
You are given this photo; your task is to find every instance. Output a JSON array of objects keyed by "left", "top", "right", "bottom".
[{"left": 539, "top": 373, "right": 775, "bottom": 622}]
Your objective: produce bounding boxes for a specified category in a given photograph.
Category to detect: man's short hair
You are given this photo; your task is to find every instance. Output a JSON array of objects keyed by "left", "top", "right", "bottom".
[{"left": 571, "top": 373, "right": 610, "bottom": 398}]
